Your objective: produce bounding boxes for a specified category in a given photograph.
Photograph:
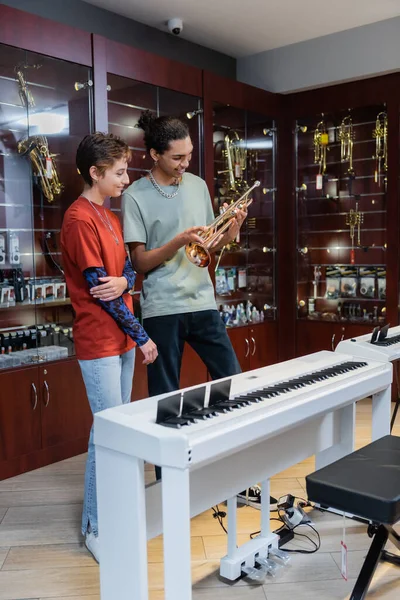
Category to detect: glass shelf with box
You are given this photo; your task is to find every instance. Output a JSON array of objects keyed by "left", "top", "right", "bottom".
[
  {"left": 212, "top": 102, "right": 276, "bottom": 328},
  {"left": 295, "top": 105, "right": 387, "bottom": 325},
  {"left": 0, "top": 42, "right": 93, "bottom": 368}
]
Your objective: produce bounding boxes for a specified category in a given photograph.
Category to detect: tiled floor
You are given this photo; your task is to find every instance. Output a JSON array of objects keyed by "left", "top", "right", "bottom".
[{"left": 0, "top": 399, "right": 398, "bottom": 599}]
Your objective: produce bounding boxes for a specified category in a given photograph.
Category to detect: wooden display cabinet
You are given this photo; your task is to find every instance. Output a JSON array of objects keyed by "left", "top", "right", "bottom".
[
  {"left": 0, "top": 6, "right": 93, "bottom": 479},
  {"left": 280, "top": 74, "right": 400, "bottom": 359},
  {"left": 296, "top": 106, "right": 387, "bottom": 327},
  {"left": 203, "top": 72, "right": 281, "bottom": 370}
]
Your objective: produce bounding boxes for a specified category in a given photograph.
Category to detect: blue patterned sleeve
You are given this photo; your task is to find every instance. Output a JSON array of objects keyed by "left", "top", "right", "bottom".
[
  {"left": 83, "top": 266, "right": 149, "bottom": 347},
  {"left": 122, "top": 256, "right": 136, "bottom": 291}
]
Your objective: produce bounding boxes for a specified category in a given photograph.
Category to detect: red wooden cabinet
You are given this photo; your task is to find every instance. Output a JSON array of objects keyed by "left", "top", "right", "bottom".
[
  {"left": 296, "top": 320, "right": 377, "bottom": 357},
  {"left": 0, "top": 359, "right": 91, "bottom": 480},
  {"left": 39, "top": 360, "right": 92, "bottom": 448},
  {"left": 228, "top": 322, "right": 278, "bottom": 372},
  {"left": 0, "top": 366, "right": 42, "bottom": 462}
]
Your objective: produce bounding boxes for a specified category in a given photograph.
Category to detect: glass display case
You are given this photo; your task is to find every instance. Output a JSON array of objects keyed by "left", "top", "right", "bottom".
[
  {"left": 105, "top": 73, "right": 203, "bottom": 312},
  {"left": 0, "top": 41, "right": 93, "bottom": 368},
  {"left": 212, "top": 102, "right": 276, "bottom": 328},
  {"left": 296, "top": 106, "right": 387, "bottom": 326},
  {"left": 106, "top": 73, "right": 202, "bottom": 207}
]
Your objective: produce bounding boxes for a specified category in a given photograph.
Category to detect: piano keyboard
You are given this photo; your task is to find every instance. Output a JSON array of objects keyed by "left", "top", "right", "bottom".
[
  {"left": 336, "top": 325, "right": 400, "bottom": 361},
  {"left": 94, "top": 350, "right": 392, "bottom": 469},
  {"left": 156, "top": 360, "right": 369, "bottom": 429},
  {"left": 373, "top": 334, "right": 400, "bottom": 347}
]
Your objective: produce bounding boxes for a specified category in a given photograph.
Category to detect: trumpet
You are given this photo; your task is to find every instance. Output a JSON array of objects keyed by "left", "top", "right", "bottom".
[
  {"left": 338, "top": 115, "right": 354, "bottom": 173},
  {"left": 185, "top": 180, "right": 260, "bottom": 268},
  {"left": 18, "top": 136, "right": 63, "bottom": 203},
  {"left": 313, "top": 120, "right": 329, "bottom": 175},
  {"left": 338, "top": 114, "right": 355, "bottom": 193},
  {"left": 373, "top": 111, "right": 388, "bottom": 186}
]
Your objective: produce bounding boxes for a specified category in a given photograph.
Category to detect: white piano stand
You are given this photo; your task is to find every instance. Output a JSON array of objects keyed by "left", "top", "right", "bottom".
[{"left": 94, "top": 352, "right": 392, "bottom": 600}]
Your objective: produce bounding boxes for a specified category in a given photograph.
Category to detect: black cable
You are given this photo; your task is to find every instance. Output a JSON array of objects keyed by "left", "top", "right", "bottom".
[
  {"left": 212, "top": 505, "right": 228, "bottom": 535},
  {"left": 283, "top": 523, "right": 321, "bottom": 554},
  {"left": 250, "top": 519, "right": 284, "bottom": 540},
  {"left": 249, "top": 494, "right": 321, "bottom": 555}
]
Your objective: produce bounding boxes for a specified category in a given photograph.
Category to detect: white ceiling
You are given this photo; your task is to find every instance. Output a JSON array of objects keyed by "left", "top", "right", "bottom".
[{"left": 83, "top": 0, "right": 400, "bottom": 57}]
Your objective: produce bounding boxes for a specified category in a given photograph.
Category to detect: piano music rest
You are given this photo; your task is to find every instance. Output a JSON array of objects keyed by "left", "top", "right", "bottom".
[{"left": 306, "top": 435, "right": 400, "bottom": 600}]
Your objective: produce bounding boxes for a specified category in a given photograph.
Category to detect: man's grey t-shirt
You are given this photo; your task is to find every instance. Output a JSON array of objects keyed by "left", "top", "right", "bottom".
[{"left": 122, "top": 172, "right": 217, "bottom": 320}]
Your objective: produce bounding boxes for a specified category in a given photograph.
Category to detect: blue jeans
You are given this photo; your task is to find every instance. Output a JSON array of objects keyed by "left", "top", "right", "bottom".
[{"left": 78, "top": 348, "right": 135, "bottom": 537}]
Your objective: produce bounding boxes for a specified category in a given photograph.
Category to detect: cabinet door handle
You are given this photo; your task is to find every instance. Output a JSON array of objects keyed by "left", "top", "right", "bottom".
[
  {"left": 245, "top": 338, "right": 250, "bottom": 358},
  {"left": 31, "top": 382, "right": 38, "bottom": 411},
  {"left": 331, "top": 333, "right": 336, "bottom": 351},
  {"left": 251, "top": 337, "right": 256, "bottom": 356},
  {"left": 340, "top": 333, "right": 345, "bottom": 343},
  {"left": 43, "top": 380, "right": 50, "bottom": 407}
]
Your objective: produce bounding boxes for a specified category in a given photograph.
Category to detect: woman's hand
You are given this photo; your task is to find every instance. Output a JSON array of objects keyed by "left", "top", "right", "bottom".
[
  {"left": 90, "top": 276, "right": 128, "bottom": 301},
  {"left": 139, "top": 338, "right": 158, "bottom": 365}
]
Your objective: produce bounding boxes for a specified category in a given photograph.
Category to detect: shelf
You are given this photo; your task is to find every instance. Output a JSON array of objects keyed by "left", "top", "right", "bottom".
[
  {"left": 226, "top": 319, "right": 274, "bottom": 330},
  {"left": 299, "top": 192, "right": 386, "bottom": 201},
  {"left": 297, "top": 316, "right": 381, "bottom": 326},
  {"left": 0, "top": 299, "right": 71, "bottom": 311},
  {"left": 300, "top": 296, "right": 385, "bottom": 303}
]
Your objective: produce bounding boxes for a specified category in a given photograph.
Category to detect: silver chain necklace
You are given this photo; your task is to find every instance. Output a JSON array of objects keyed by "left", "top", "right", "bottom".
[
  {"left": 148, "top": 169, "right": 180, "bottom": 199},
  {"left": 86, "top": 198, "right": 120, "bottom": 245}
]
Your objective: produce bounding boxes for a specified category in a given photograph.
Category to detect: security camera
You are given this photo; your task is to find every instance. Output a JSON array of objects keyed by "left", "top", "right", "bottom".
[{"left": 167, "top": 18, "right": 183, "bottom": 36}]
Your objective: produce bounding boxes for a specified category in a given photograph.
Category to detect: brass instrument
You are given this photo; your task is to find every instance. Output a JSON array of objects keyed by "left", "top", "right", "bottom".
[
  {"left": 338, "top": 115, "right": 355, "bottom": 173},
  {"left": 14, "top": 63, "right": 41, "bottom": 108},
  {"left": 313, "top": 120, "right": 329, "bottom": 175},
  {"left": 217, "top": 131, "right": 247, "bottom": 194},
  {"left": 338, "top": 114, "right": 355, "bottom": 193},
  {"left": 373, "top": 111, "right": 388, "bottom": 186},
  {"left": 185, "top": 180, "right": 260, "bottom": 268},
  {"left": 345, "top": 201, "right": 363, "bottom": 264},
  {"left": 15, "top": 64, "right": 63, "bottom": 203},
  {"left": 18, "top": 136, "right": 63, "bottom": 203}
]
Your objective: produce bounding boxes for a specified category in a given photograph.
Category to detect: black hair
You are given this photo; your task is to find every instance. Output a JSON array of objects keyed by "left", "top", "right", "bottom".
[
  {"left": 76, "top": 132, "right": 131, "bottom": 187},
  {"left": 137, "top": 110, "right": 190, "bottom": 154}
]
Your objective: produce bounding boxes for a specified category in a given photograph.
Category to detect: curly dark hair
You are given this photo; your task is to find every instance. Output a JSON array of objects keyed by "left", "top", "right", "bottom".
[
  {"left": 137, "top": 110, "right": 190, "bottom": 154},
  {"left": 76, "top": 132, "right": 131, "bottom": 187}
]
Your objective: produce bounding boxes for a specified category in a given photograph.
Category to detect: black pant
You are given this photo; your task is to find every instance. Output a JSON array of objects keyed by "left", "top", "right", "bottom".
[
  {"left": 143, "top": 310, "right": 242, "bottom": 480},
  {"left": 144, "top": 309, "right": 242, "bottom": 396}
]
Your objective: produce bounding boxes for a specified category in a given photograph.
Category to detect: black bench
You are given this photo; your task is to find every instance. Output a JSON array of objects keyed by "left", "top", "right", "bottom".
[{"left": 306, "top": 435, "right": 400, "bottom": 600}]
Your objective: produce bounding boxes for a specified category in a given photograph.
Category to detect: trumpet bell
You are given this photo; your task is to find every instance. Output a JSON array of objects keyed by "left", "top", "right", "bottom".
[{"left": 185, "top": 242, "right": 211, "bottom": 268}]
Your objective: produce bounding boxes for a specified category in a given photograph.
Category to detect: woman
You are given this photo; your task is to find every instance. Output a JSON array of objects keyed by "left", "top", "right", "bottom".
[{"left": 60, "top": 132, "right": 157, "bottom": 563}]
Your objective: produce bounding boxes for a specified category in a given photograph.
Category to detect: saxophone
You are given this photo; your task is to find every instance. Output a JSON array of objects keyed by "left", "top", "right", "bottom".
[
  {"left": 15, "top": 64, "right": 63, "bottom": 203},
  {"left": 17, "top": 136, "right": 63, "bottom": 203}
]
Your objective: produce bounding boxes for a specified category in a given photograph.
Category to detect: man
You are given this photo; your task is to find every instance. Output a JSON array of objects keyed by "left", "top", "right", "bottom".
[{"left": 122, "top": 111, "right": 277, "bottom": 511}]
